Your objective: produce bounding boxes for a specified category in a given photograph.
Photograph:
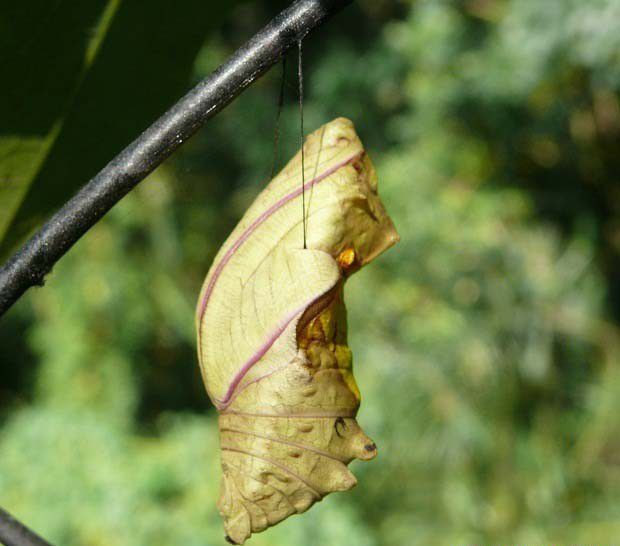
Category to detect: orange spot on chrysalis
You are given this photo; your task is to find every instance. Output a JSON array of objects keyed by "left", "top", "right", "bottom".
[{"left": 337, "top": 248, "right": 356, "bottom": 270}]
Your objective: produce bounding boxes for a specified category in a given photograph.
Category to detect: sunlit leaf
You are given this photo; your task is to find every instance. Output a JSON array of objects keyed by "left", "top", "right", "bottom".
[{"left": 0, "top": 0, "right": 242, "bottom": 256}]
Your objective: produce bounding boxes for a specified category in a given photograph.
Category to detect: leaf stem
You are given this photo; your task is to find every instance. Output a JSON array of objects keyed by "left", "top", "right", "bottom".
[{"left": 0, "top": 0, "right": 354, "bottom": 318}]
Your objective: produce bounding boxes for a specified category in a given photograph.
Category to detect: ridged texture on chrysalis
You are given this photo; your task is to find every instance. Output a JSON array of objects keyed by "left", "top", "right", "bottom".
[{"left": 196, "top": 118, "right": 399, "bottom": 544}]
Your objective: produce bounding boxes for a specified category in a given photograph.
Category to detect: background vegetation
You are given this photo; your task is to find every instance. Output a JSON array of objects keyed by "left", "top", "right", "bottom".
[{"left": 2, "top": 0, "right": 620, "bottom": 544}]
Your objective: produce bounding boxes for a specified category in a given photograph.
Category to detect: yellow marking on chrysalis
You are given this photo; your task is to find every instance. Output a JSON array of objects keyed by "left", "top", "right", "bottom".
[
  {"left": 337, "top": 248, "right": 356, "bottom": 269},
  {"left": 196, "top": 118, "right": 399, "bottom": 545}
]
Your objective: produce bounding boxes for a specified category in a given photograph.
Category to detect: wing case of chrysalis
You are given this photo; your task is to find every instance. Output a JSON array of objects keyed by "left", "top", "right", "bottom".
[{"left": 196, "top": 117, "right": 399, "bottom": 544}]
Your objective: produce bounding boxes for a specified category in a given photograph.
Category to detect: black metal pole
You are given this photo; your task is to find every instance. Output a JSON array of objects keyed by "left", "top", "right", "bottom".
[
  {"left": 0, "top": 0, "right": 353, "bottom": 318},
  {"left": 0, "top": 507, "right": 54, "bottom": 546}
]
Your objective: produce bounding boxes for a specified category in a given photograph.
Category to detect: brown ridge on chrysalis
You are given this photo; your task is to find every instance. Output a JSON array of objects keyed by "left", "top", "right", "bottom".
[{"left": 196, "top": 118, "right": 399, "bottom": 544}]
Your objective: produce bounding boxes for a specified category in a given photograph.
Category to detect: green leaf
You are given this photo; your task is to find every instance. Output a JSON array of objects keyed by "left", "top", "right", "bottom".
[
  {"left": 0, "top": 0, "right": 241, "bottom": 256},
  {"left": 0, "top": 0, "right": 117, "bottom": 247}
]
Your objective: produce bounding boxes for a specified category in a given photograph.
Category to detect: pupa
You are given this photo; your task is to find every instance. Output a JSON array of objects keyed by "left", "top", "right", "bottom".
[{"left": 196, "top": 117, "right": 399, "bottom": 544}]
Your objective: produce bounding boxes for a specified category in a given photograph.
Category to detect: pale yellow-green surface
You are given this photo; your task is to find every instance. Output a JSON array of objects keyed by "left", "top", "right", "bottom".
[{"left": 196, "top": 118, "right": 399, "bottom": 543}]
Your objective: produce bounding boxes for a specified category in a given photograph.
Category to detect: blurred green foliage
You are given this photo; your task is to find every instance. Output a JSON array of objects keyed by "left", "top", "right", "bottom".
[{"left": 2, "top": 0, "right": 620, "bottom": 544}]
